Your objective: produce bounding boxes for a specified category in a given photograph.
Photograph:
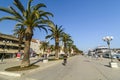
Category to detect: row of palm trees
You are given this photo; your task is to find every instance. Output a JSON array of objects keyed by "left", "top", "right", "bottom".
[
  {"left": 40, "top": 25, "right": 75, "bottom": 58},
  {"left": 0, "top": 0, "right": 82, "bottom": 67}
]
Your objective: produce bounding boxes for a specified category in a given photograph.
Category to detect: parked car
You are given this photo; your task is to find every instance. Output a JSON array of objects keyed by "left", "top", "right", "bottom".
[
  {"left": 103, "top": 53, "right": 110, "bottom": 58},
  {"left": 115, "top": 54, "right": 120, "bottom": 61},
  {"left": 59, "top": 54, "right": 65, "bottom": 59},
  {"left": 103, "top": 53, "right": 116, "bottom": 59},
  {"left": 112, "top": 54, "right": 117, "bottom": 59}
]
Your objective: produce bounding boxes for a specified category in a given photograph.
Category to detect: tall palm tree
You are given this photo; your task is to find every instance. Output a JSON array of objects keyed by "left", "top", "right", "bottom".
[
  {"left": 62, "top": 32, "right": 72, "bottom": 54},
  {"left": 0, "top": 0, "right": 53, "bottom": 67},
  {"left": 46, "top": 25, "right": 64, "bottom": 58},
  {"left": 67, "top": 40, "right": 74, "bottom": 56},
  {"left": 13, "top": 26, "right": 25, "bottom": 52}
]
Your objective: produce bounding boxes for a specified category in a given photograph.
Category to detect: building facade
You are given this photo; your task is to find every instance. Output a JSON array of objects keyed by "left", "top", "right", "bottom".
[
  {"left": 30, "top": 39, "right": 42, "bottom": 57},
  {"left": 0, "top": 33, "right": 24, "bottom": 58},
  {"left": 0, "top": 33, "right": 51, "bottom": 58}
]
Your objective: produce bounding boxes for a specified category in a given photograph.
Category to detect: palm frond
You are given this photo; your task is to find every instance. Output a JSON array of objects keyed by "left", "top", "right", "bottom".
[
  {"left": 33, "top": 3, "right": 46, "bottom": 10},
  {"left": 0, "top": 16, "right": 21, "bottom": 22},
  {"left": 40, "top": 12, "right": 54, "bottom": 18},
  {"left": 27, "top": 0, "right": 33, "bottom": 13},
  {"left": 0, "top": 7, "right": 15, "bottom": 15},
  {"left": 9, "top": 6, "right": 24, "bottom": 20},
  {"left": 42, "top": 20, "right": 55, "bottom": 28},
  {"left": 37, "top": 25, "right": 48, "bottom": 34},
  {"left": 31, "top": 10, "right": 39, "bottom": 19},
  {"left": 15, "top": 23, "right": 24, "bottom": 27},
  {"left": 13, "top": 0, "right": 25, "bottom": 14},
  {"left": 46, "top": 34, "right": 53, "bottom": 39}
]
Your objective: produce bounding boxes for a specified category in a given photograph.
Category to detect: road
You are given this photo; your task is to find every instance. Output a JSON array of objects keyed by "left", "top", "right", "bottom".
[{"left": 19, "top": 55, "right": 120, "bottom": 80}]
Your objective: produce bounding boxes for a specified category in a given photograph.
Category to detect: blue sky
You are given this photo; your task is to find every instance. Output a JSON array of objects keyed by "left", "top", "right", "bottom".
[{"left": 0, "top": 0, "right": 120, "bottom": 51}]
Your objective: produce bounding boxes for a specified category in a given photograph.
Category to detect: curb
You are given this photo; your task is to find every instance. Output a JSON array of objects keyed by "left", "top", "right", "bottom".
[{"left": 0, "top": 71, "right": 22, "bottom": 77}]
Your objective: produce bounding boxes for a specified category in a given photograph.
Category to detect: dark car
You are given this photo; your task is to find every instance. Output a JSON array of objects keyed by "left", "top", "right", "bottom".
[{"left": 115, "top": 54, "right": 120, "bottom": 61}]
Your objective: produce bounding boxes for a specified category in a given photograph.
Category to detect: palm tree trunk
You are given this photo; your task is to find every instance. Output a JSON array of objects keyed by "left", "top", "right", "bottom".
[
  {"left": 55, "top": 41, "right": 59, "bottom": 59},
  {"left": 18, "top": 35, "right": 23, "bottom": 52},
  {"left": 21, "top": 40, "right": 30, "bottom": 67},
  {"left": 21, "top": 27, "right": 33, "bottom": 67},
  {"left": 64, "top": 42, "right": 67, "bottom": 54}
]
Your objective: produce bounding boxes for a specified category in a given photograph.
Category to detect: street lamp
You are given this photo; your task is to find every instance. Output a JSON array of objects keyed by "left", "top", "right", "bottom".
[{"left": 102, "top": 36, "right": 113, "bottom": 62}]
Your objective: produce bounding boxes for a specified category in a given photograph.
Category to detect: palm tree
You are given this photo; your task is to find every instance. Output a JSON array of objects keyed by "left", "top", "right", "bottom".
[
  {"left": 49, "top": 44, "right": 55, "bottom": 53},
  {"left": 0, "top": 0, "right": 53, "bottom": 67},
  {"left": 46, "top": 25, "right": 64, "bottom": 58},
  {"left": 67, "top": 40, "right": 74, "bottom": 56},
  {"left": 40, "top": 41, "right": 49, "bottom": 55},
  {"left": 13, "top": 26, "right": 25, "bottom": 52},
  {"left": 62, "top": 32, "right": 72, "bottom": 54},
  {"left": 72, "top": 45, "right": 82, "bottom": 55}
]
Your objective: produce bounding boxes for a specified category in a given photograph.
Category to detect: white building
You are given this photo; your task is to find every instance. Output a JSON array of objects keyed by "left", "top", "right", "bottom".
[
  {"left": 95, "top": 46, "right": 109, "bottom": 54},
  {"left": 30, "top": 39, "right": 42, "bottom": 56}
]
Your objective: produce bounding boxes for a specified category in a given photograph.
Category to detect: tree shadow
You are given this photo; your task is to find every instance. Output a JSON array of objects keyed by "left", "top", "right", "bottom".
[
  {"left": 30, "top": 58, "right": 43, "bottom": 66},
  {"left": 84, "top": 60, "right": 90, "bottom": 62},
  {"left": 104, "top": 65, "right": 111, "bottom": 68}
]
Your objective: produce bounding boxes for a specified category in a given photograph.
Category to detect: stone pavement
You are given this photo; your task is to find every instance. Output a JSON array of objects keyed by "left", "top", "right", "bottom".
[
  {"left": 83, "top": 56, "right": 120, "bottom": 80},
  {"left": 19, "top": 56, "right": 120, "bottom": 80},
  {"left": 0, "top": 56, "right": 120, "bottom": 80},
  {"left": 0, "top": 57, "right": 62, "bottom": 80}
]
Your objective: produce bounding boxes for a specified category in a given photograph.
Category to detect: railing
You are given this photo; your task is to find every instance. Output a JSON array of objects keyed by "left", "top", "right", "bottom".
[
  {"left": 0, "top": 48, "right": 18, "bottom": 53},
  {"left": 0, "top": 41, "right": 24, "bottom": 47}
]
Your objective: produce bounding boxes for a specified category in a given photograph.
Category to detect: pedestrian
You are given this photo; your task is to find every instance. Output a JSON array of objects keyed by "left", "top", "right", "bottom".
[
  {"left": 62, "top": 54, "right": 68, "bottom": 65},
  {"left": 1, "top": 53, "right": 5, "bottom": 62}
]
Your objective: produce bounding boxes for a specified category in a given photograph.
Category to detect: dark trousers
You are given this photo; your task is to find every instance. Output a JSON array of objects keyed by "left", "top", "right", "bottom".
[{"left": 63, "top": 58, "right": 67, "bottom": 63}]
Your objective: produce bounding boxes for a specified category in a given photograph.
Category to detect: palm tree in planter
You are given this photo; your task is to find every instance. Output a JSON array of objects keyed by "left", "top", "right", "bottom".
[
  {"left": 0, "top": 0, "right": 53, "bottom": 67},
  {"left": 13, "top": 26, "right": 25, "bottom": 52},
  {"left": 46, "top": 25, "right": 64, "bottom": 59}
]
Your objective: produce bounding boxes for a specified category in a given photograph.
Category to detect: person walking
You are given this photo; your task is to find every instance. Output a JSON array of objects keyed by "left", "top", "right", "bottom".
[
  {"left": 62, "top": 54, "right": 68, "bottom": 65},
  {"left": 1, "top": 53, "right": 5, "bottom": 62}
]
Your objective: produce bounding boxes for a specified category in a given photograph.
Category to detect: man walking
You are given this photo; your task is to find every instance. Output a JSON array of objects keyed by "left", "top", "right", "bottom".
[
  {"left": 1, "top": 53, "right": 4, "bottom": 62},
  {"left": 62, "top": 54, "right": 68, "bottom": 65}
]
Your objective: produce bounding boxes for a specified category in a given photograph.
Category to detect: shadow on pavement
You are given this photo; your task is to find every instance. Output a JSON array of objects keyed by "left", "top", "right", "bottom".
[
  {"left": 30, "top": 59, "right": 43, "bottom": 65},
  {"left": 83, "top": 60, "right": 90, "bottom": 62},
  {"left": 104, "top": 65, "right": 111, "bottom": 68}
]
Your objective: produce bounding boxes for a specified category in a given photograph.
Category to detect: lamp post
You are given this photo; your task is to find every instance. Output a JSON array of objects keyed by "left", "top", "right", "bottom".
[{"left": 103, "top": 36, "right": 113, "bottom": 62}]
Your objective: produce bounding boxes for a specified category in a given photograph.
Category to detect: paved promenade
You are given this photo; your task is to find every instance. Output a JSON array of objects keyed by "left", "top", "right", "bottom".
[
  {"left": 0, "top": 56, "right": 120, "bottom": 80},
  {"left": 83, "top": 56, "right": 120, "bottom": 80},
  {"left": 0, "top": 57, "right": 62, "bottom": 80}
]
